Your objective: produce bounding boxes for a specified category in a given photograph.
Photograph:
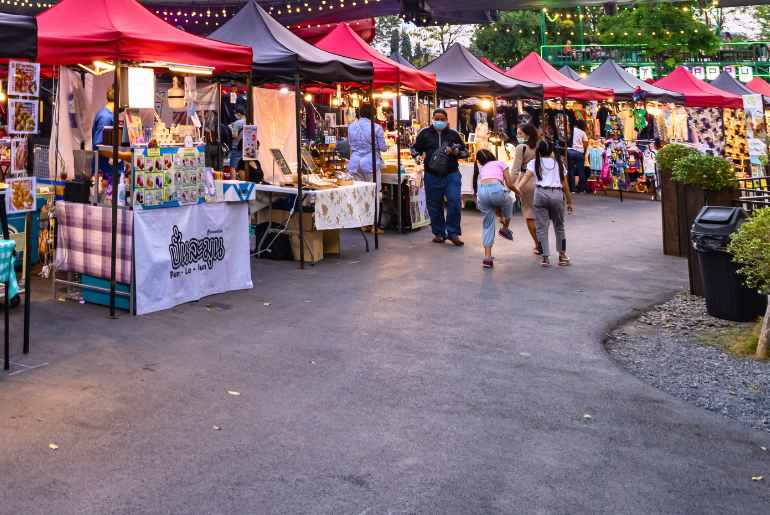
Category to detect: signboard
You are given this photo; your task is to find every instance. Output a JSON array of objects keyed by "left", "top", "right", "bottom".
[
  {"left": 738, "top": 66, "right": 754, "bottom": 83},
  {"left": 742, "top": 94, "right": 767, "bottom": 172},
  {"left": 639, "top": 66, "right": 654, "bottom": 81},
  {"left": 691, "top": 66, "right": 706, "bottom": 80},
  {"left": 706, "top": 66, "right": 721, "bottom": 81},
  {"left": 133, "top": 202, "right": 252, "bottom": 315},
  {"left": 8, "top": 61, "right": 40, "bottom": 97},
  {"left": 242, "top": 124, "right": 258, "bottom": 161},
  {"left": 6, "top": 176, "right": 36, "bottom": 214},
  {"left": 625, "top": 67, "right": 638, "bottom": 78}
]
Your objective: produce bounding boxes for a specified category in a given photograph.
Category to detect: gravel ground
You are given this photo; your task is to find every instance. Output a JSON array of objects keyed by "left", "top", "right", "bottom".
[{"left": 605, "top": 293, "right": 770, "bottom": 433}]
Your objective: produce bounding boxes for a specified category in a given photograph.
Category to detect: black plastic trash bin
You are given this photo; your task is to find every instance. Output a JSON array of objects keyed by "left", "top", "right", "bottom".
[{"left": 691, "top": 206, "right": 768, "bottom": 322}]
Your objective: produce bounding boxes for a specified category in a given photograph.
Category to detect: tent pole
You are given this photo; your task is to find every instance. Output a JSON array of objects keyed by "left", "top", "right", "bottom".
[
  {"left": 371, "top": 83, "right": 379, "bottom": 250},
  {"left": 246, "top": 74, "right": 253, "bottom": 125},
  {"left": 396, "top": 84, "right": 403, "bottom": 233},
  {"left": 294, "top": 75, "right": 305, "bottom": 268},
  {"left": 562, "top": 96, "right": 569, "bottom": 177},
  {"left": 217, "top": 82, "right": 222, "bottom": 169},
  {"left": 109, "top": 61, "right": 121, "bottom": 318}
]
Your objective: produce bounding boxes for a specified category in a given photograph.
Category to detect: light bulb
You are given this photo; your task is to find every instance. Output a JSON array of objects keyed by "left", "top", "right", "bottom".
[
  {"left": 304, "top": 93, "right": 313, "bottom": 102},
  {"left": 480, "top": 99, "right": 492, "bottom": 110},
  {"left": 279, "top": 87, "right": 289, "bottom": 95}
]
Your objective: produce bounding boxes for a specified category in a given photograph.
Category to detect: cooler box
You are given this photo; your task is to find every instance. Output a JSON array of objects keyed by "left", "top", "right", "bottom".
[{"left": 81, "top": 274, "right": 130, "bottom": 311}]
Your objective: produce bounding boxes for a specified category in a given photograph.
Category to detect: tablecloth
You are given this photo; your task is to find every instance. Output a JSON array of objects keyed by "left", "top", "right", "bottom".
[
  {"left": 0, "top": 240, "right": 18, "bottom": 299},
  {"left": 55, "top": 202, "right": 133, "bottom": 284},
  {"left": 313, "top": 182, "right": 376, "bottom": 230}
]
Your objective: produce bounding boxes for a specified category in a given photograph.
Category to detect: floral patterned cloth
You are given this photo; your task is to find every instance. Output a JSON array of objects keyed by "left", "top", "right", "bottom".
[{"left": 313, "top": 181, "right": 376, "bottom": 230}]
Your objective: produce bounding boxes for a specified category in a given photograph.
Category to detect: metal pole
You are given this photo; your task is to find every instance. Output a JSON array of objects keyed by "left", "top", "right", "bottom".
[
  {"left": 3, "top": 280, "right": 8, "bottom": 370},
  {"left": 371, "top": 84, "right": 379, "bottom": 249},
  {"left": 396, "top": 84, "right": 403, "bottom": 233},
  {"left": 109, "top": 62, "right": 121, "bottom": 318},
  {"left": 22, "top": 211, "right": 31, "bottom": 354},
  {"left": 294, "top": 75, "right": 305, "bottom": 268},
  {"left": 217, "top": 82, "right": 222, "bottom": 169}
]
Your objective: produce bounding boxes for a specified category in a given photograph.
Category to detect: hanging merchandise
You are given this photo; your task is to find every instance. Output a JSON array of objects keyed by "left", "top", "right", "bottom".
[
  {"left": 686, "top": 107, "right": 724, "bottom": 155},
  {"left": 723, "top": 108, "right": 748, "bottom": 174}
]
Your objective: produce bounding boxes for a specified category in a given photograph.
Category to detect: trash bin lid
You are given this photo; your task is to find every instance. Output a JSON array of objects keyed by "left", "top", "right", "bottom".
[{"left": 698, "top": 206, "right": 736, "bottom": 224}]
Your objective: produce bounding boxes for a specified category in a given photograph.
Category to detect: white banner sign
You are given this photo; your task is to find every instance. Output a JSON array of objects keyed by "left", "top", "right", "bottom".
[{"left": 134, "top": 202, "right": 252, "bottom": 315}]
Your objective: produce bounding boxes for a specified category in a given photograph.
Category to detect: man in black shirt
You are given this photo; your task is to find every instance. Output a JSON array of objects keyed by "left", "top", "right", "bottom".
[{"left": 411, "top": 109, "right": 468, "bottom": 246}]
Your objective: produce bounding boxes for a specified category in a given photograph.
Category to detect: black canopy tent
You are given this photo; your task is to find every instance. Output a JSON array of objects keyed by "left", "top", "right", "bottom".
[
  {"left": 582, "top": 59, "right": 684, "bottom": 104},
  {"left": 711, "top": 71, "right": 755, "bottom": 97},
  {"left": 0, "top": 12, "right": 36, "bottom": 59},
  {"left": 210, "top": 0, "right": 376, "bottom": 266},
  {"left": 209, "top": 0, "right": 373, "bottom": 85},
  {"left": 422, "top": 43, "right": 542, "bottom": 99},
  {"left": 389, "top": 53, "right": 417, "bottom": 70},
  {"left": 559, "top": 66, "right": 581, "bottom": 81}
]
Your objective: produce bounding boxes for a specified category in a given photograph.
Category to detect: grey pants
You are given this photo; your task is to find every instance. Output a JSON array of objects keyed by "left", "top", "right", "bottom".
[{"left": 534, "top": 187, "right": 566, "bottom": 257}]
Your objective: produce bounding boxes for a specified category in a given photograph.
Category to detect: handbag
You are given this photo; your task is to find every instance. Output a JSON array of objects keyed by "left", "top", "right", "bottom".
[{"left": 428, "top": 146, "right": 453, "bottom": 176}]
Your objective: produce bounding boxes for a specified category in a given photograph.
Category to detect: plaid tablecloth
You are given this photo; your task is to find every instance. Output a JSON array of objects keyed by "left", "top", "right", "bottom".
[
  {"left": 0, "top": 240, "right": 18, "bottom": 299},
  {"left": 55, "top": 202, "right": 133, "bottom": 283}
]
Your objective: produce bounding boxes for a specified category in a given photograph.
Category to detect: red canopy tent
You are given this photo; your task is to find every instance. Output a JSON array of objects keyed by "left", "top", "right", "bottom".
[
  {"left": 653, "top": 67, "right": 742, "bottom": 109},
  {"left": 479, "top": 56, "right": 506, "bottom": 75},
  {"left": 36, "top": 0, "right": 252, "bottom": 72},
  {"left": 291, "top": 18, "right": 375, "bottom": 45},
  {"left": 314, "top": 23, "right": 436, "bottom": 91},
  {"left": 505, "top": 52, "right": 612, "bottom": 101},
  {"left": 747, "top": 77, "right": 770, "bottom": 97}
]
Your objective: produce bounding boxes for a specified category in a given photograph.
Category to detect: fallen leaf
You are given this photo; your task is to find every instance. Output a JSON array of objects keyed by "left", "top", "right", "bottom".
[
  {"left": 751, "top": 475, "right": 763, "bottom": 481},
  {"left": 212, "top": 425, "right": 222, "bottom": 431},
  {"left": 583, "top": 414, "right": 593, "bottom": 420},
  {"left": 263, "top": 302, "right": 271, "bottom": 307},
  {"left": 48, "top": 443, "right": 59, "bottom": 450},
  {"left": 227, "top": 390, "right": 241, "bottom": 396},
  {"left": 519, "top": 352, "right": 531, "bottom": 357},
  {"left": 761, "top": 446, "right": 767, "bottom": 452}
]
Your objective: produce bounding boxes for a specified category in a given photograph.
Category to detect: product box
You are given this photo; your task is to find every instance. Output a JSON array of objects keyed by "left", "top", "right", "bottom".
[{"left": 81, "top": 275, "right": 130, "bottom": 311}]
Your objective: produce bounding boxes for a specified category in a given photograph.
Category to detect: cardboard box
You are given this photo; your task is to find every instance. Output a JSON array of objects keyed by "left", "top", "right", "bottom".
[
  {"left": 323, "top": 229, "right": 340, "bottom": 256},
  {"left": 290, "top": 231, "right": 324, "bottom": 263},
  {"left": 268, "top": 208, "right": 315, "bottom": 231}
]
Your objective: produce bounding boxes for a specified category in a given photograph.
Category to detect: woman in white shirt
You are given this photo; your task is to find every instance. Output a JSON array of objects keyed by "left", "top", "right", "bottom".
[
  {"left": 567, "top": 119, "right": 588, "bottom": 192},
  {"left": 526, "top": 140, "right": 574, "bottom": 267}
]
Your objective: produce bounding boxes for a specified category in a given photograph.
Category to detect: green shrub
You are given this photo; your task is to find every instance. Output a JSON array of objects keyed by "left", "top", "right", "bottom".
[
  {"left": 729, "top": 207, "right": 770, "bottom": 294},
  {"left": 657, "top": 143, "right": 699, "bottom": 171},
  {"left": 671, "top": 153, "right": 735, "bottom": 191}
]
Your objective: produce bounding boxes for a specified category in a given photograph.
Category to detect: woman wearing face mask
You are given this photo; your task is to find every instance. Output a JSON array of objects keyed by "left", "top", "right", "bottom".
[
  {"left": 526, "top": 140, "right": 574, "bottom": 267},
  {"left": 512, "top": 124, "right": 541, "bottom": 254}
]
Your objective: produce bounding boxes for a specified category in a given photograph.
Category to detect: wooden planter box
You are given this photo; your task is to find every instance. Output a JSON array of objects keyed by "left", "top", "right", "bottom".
[{"left": 660, "top": 168, "right": 738, "bottom": 296}]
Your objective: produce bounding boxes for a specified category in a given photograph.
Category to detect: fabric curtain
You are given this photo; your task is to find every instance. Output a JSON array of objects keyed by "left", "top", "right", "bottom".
[{"left": 253, "top": 87, "right": 297, "bottom": 183}]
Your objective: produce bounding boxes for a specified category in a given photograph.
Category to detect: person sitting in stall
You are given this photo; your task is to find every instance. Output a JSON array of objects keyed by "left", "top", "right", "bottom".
[{"left": 347, "top": 103, "right": 388, "bottom": 232}]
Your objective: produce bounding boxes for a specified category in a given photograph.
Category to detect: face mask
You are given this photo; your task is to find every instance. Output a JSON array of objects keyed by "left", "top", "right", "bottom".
[
  {"left": 517, "top": 136, "right": 528, "bottom": 144},
  {"left": 432, "top": 120, "right": 448, "bottom": 131}
]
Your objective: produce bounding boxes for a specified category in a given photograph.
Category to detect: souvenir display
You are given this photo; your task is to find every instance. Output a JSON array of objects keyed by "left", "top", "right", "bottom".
[
  {"left": 8, "top": 99, "right": 38, "bottom": 134},
  {"left": 6, "top": 176, "right": 36, "bottom": 214},
  {"left": 133, "top": 146, "right": 205, "bottom": 210},
  {"left": 242, "top": 125, "right": 258, "bottom": 161},
  {"left": 8, "top": 61, "right": 40, "bottom": 97}
]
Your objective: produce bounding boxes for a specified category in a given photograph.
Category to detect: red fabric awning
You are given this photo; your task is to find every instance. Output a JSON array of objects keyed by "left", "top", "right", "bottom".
[
  {"left": 505, "top": 52, "right": 612, "bottom": 101},
  {"left": 291, "top": 18, "right": 375, "bottom": 45},
  {"left": 36, "top": 0, "right": 253, "bottom": 73},
  {"left": 479, "top": 56, "right": 506, "bottom": 75},
  {"left": 747, "top": 77, "right": 770, "bottom": 97},
  {"left": 314, "top": 23, "right": 435, "bottom": 91},
  {"left": 653, "top": 67, "right": 742, "bottom": 109}
]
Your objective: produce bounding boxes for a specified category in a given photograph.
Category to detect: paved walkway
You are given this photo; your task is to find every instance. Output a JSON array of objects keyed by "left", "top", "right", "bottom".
[{"left": 1, "top": 195, "right": 768, "bottom": 514}]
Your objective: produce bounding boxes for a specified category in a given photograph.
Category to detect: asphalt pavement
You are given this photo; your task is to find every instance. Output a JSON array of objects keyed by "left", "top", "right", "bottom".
[{"left": 1, "top": 194, "right": 768, "bottom": 514}]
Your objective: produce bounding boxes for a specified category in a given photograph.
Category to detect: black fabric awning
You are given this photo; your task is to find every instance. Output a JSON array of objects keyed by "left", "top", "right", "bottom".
[
  {"left": 421, "top": 44, "right": 543, "bottom": 99},
  {"left": 208, "top": 0, "right": 373, "bottom": 84},
  {"left": 0, "top": 12, "right": 37, "bottom": 59},
  {"left": 582, "top": 59, "right": 684, "bottom": 103}
]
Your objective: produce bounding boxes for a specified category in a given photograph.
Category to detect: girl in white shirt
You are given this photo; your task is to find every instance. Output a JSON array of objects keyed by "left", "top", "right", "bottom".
[{"left": 526, "top": 140, "right": 574, "bottom": 267}]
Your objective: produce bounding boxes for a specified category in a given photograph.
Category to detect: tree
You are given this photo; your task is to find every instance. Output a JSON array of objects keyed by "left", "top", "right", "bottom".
[
  {"left": 389, "top": 29, "right": 400, "bottom": 56},
  {"left": 400, "top": 30, "right": 413, "bottom": 61},
  {"left": 412, "top": 42, "right": 432, "bottom": 68},
  {"left": 756, "top": 6, "right": 770, "bottom": 40},
  {"left": 729, "top": 208, "right": 770, "bottom": 359},
  {"left": 373, "top": 15, "right": 403, "bottom": 54},
  {"left": 472, "top": 11, "right": 541, "bottom": 69},
  {"left": 597, "top": 3, "right": 720, "bottom": 68},
  {"left": 414, "top": 24, "right": 476, "bottom": 55}
]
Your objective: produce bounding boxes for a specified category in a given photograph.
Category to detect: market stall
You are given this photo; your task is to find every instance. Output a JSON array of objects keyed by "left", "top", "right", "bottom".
[
  {"left": 211, "top": 1, "right": 376, "bottom": 264},
  {"left": 39, "top": 0, "right": 255, "bottom": 315},
  {"left": 579, "top": 59, "right": 685, "bottom": 196},
  {"left": 315, "top": 23, "right": 436, "bottom": 233},
  {"left": 0, "top": 12, "right": 39, "bottom": 369},
  {"left": 711, "top": 71, "right": 757, "bottom": 172},
  {"left": 422, "top": 44, "right": 543, "bottom": 197}
]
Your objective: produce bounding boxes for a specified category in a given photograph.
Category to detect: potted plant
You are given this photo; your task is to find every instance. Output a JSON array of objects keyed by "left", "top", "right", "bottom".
[
  {"left": 671, "top": 153, "right": 737, "bottom": 199},
  {"left": 729, "top": 208, "right": 770, "bottom": 359},
  {"left": 658, "top": 144, "right": 700, "bottom": 257}
]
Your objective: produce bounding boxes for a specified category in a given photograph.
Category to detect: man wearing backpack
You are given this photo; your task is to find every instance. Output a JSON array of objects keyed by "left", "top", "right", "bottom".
[{"left": 411, "top": 109, "right": 468, "bottom": 246}]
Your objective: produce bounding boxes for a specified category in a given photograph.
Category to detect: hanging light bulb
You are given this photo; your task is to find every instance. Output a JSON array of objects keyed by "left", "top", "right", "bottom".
[
  {"left": 279, "top": 86, "right": 290, "bottom": 95},
  {"left": 304, "top": 93, "right": 313, "bottom": 102},
  {"left": 480, "top": 99, "right": 492, "bottom": 110},
  {"left": 0, "top": 80, "right": 6, "bottom": 103}
]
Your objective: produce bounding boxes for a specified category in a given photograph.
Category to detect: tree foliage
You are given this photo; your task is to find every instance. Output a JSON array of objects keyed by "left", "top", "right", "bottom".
[
  {"left": 597, "top": 3, "right": 720, "bottom": 66},
  {"left": 472, "top": 11, "right": 541, "bottom": 69},
  {"left": 373, "top": 15, "right": 403, "bottom": 55},
  {"left": 756, "top": 6, "right": 770, "bottom": 40}
]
